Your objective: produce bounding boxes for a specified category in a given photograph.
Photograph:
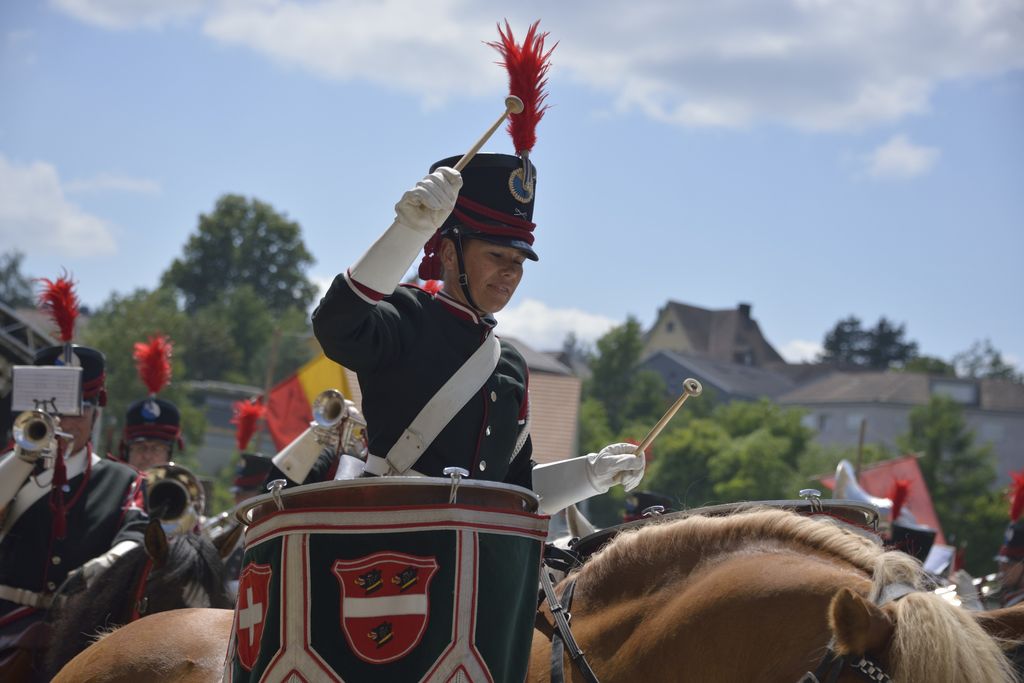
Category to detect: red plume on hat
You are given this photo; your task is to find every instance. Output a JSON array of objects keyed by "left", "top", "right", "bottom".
[
  {"left": 232, "top": 399, "right": 266, "bottom": 452},
  {"left": 133, "top": 334, "right": 173, "bottom": 396},
  {"left": 888, "top": 479, "right": 911, "bottom": 523},
  {"left": 1009, "top": 470, "right": 1024, "bottom": 522},
  {"left": 36, "top": 272, "right": 80, "bottom": 343},
  {"left": 488, "top": 20, "right": 556, "bottom": 156}
]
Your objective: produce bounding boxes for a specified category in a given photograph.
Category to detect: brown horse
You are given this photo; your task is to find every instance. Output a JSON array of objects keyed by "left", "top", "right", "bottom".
[{"left": 54, "top": 509, "right": 1019, "bottom": 682}]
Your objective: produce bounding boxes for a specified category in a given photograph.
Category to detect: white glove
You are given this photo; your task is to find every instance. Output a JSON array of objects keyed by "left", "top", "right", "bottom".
[
  {"left": 348, "top": 168, "right": 462, "bottom": 296},
  {"left": 394, "top": 167, "right": 463, "bottom": 236},
  {"left": 532, "top": 443, "right": 645, "bottom": 514},
  {"left": 586, "top": 443, "right": 645, "bottom": 493}
]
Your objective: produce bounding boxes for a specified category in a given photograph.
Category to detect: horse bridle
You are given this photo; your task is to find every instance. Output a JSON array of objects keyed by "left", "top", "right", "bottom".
[
  {"left": 538, "top": 549, "right": 905, "bottom": 683},
  {"left": 129, "top": 557, "right": 155, "bottom": 622}
]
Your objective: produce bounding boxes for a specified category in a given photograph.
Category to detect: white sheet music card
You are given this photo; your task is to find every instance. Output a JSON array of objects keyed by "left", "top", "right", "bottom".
[{"left": 11, "top": 366, "right": 83, "bottom": 416}]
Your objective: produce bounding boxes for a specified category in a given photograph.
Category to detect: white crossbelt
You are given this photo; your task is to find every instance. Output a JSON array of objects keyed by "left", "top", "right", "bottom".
[
  {"left": 363, "top": 330, "right": 500, "bottom": 476},
  {"left": 0, "top": 585, "right": 53, "bottom": 609},
  {"left": 0, "top": 450, "right": 100, "bottom": 543}
]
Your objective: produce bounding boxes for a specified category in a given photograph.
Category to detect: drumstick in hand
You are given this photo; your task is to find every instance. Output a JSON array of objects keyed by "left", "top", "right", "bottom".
[
  {"left": 453, "top": 96, "right": 525, "bottom": 172},
  {"left": 633, "top": 379, "right": 703, "bottom": 456}
]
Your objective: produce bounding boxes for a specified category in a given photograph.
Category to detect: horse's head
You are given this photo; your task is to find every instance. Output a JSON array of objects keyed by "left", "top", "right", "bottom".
[{"left": 133, "top": 520, "right": 235, "bottom": 619}]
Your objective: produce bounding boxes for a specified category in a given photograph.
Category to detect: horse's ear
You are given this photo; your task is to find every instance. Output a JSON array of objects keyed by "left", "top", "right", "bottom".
[
  {"left": 213, "top": 523, "right": 245, "bottom": 561},
  {"left": 828, "top": 587, "right": 894, "bottom": 656},
  {"left": 144, "top": 519, "right": 170, "bottom": 568}
]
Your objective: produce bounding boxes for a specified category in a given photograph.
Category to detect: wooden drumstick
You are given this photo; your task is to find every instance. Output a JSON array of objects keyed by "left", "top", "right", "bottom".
[
  {"left": 453, "top": 96, "right": 525, "bottom": 172},
  {"left": 633, "top": 378, "right": 703, "bottom": 456}
]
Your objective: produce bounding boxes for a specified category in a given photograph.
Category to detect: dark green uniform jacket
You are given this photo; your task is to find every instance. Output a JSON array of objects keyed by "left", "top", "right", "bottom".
[
  {"left": 312, "top": 275, "right": 533, "bottom": 489},
  {"left": 0, "top": 450, "right": 148, "bottom": 626}
]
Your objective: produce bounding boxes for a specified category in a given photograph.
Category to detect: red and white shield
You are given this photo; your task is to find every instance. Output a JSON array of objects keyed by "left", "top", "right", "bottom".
[
  {"left": 333, "top": 552, "right": 439, "bottom": 664},
  {"left": 235, "top": 562, "right": 273, "bottom": 671}
]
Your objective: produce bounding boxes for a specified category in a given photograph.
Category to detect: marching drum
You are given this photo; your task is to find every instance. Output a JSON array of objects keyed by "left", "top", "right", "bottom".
[{"left": 224, "top": 477, "right": 549, "bottom": 683}]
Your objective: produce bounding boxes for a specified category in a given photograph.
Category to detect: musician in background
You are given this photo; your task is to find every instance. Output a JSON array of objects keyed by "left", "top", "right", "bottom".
[
  {"left": 997, "top": 474, "right": 1024, "bottom": 607},
  {"left": 0, "top": 338, "right": 147, "bottom": 681},
  {"left": 310, "top": 150, "right": 643, "bottom": 513},
  {"left": 120, "top": 335, "right": 183, "bottom": 471}
]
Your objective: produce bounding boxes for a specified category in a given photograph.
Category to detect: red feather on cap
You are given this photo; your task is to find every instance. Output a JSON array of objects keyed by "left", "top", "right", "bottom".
[
  {"left": 133, "top": 334, "right": 173, "bottom": 396},
  {"left": 36, "top": 273, "right": 80, "bottom": 343},
  {"left": 488, "top": 20, "right": 556, "bottom": 155},
  {"left": 232, "top": 400, "right": 266, "bottom": 451},
  {"left": 1010, "top": 470, "right": 1024, "bottom": 522},
  {"left": 888, "top": 478, "right": 911, "bottom": 523}
]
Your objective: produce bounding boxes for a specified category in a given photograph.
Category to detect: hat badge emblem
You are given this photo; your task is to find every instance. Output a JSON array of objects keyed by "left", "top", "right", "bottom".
[
  {"left": 142, "top": 399, "right": 162, "bottom": 420},
  {"left": 508, "top": 167, "right": 534, "bottom": 204}
]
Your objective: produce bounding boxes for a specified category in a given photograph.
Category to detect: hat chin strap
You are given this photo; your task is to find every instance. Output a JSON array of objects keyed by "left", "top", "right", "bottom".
[{"left": 451, "top": 229, "right": 485, "bottom": 315}]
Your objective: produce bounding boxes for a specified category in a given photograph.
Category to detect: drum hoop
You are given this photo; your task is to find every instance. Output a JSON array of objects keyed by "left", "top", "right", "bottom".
[{"left": 232, "top": 476, "right": 540, "bottom": 526}]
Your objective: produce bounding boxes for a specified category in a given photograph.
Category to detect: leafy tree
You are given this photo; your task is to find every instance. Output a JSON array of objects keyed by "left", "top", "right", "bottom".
[
  {"left": 897, "top": 395, "right": 1003, "bottom": 573},
  {"left": 953, "top": 339, "right": 1022, "bottom": 383},
  {"left": 645, "top": 418, "right": 731, "bottom": 507},
  {"left": 710, "top": 429, "right": 796, "bottom": 501},
  {"left": 821, "top": 316, "right": 918, "bottom": 369},
  {"left": 79, "top": 288, "right": 205, "bottom": 464},
  {"left": 903, "top": 356, "right": 956, "bottom": 376},
  {"left": 162, "top": 194, "right": 317, "bottom": 315},
  {"left": 821, "top": 316, "right": 867, "bottom": 366},
  {"left": 0, "top": 250, "right": 34, "bottom": 308}
]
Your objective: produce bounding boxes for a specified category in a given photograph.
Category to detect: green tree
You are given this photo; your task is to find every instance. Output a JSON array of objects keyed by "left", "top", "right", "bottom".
[
  {"left": 79, "top": 288, "right": 206, "bottom": 463},
  {"left": 821, "top": 316, "right": 917, "bottom": 369},
  {"left": 903, "top": 355, "right": 956, "bottom": 376},
  {"left": 162, "top": 194, "right": 318, "bottom": 315},
  {"left": 0, "top": 250, "right": 34, "bottom": 307},
  {"left": 953, "top": 339, "right": 1022, "bottom": 382},
  {"left": 645, "top": 418, "right": 731, "bottom": 507},
  {"left": 897, "top": 395, "right": 1003, "bottom": 573}
]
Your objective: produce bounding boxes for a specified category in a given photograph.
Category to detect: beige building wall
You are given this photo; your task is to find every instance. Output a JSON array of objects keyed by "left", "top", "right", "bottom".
[{"left": 644, "top": 310, "right": 695, "bottom": 357}]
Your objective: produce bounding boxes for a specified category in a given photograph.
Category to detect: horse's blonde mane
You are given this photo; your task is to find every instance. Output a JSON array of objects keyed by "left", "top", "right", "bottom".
[{"left": 575, "top": 508, "right": 1019, "bottom": 683}]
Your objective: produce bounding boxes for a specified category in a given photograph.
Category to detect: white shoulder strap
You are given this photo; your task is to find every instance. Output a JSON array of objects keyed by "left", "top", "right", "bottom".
[
  {"left": 0, "top": 450, "right": 100, "bottom": 542},
  {"left": 373, "top": 331, "right": 500, "bottom": 475}
]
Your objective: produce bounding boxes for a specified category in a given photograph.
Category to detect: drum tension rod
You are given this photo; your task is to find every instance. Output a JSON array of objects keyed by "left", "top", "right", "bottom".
[{"left": 444, "top": 467, "right": 470, "bottom": 504}]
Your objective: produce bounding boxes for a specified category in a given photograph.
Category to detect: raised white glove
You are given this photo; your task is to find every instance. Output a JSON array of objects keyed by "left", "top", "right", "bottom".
[
  {"left": 532, "top": 443, "right": 645, "bottom": 514},
  {"left": 348, "top": 168, "right": 462, "bottom": 296},
  {"left": 586, "top": 442, "right": 645, "bottom": 493},
  {"left": 394, "top": 167, "right": 463, "bottom": 236}
]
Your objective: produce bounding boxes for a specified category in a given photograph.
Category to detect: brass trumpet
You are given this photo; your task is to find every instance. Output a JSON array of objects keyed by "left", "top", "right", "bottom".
[
  {"left": 272, "top": 389, "right": 367, "bottom": 483},
  {"left": 12, "top": 410, "right": 57, "bottom": 456},
  {"left": 145, "top": 462, "right": 206, "bottom": 535}
]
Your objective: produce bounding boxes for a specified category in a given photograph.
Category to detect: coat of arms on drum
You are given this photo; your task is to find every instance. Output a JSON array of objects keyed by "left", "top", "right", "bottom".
[
  {"left": 235, "top": 562, "right": 274, "bottom": 671},
  {"left": 332, "top": 551, "right": 439, "bottom": 664}
]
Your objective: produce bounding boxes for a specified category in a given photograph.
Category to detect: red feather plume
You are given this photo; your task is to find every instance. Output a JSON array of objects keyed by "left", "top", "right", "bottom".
[
  {"left": 232, "top": 400, "right": 266, "bottom": 451},
  {"left": 888, "top": 478, "right": 911, "bottom": 523},
  {"left": 36, "top": 274, "right": 80, "bottom": 343},
  {"left": 488, "top": 20, "right": 556, "bottom": 155},
  {"left": 1010, "top": 470, "right": 1024, "bottom": 522},
  {"left": 133, "top": 334, "right": 173, "bottom": 395}
]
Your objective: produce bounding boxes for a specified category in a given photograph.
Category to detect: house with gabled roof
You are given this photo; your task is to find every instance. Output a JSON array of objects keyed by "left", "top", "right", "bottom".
[{"left": 643, "top": 301, "right": 784, "bottom": 367}]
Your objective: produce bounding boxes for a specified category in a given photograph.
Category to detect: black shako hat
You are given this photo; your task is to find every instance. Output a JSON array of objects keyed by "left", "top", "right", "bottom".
[
  {"left": 232, "top": 452, "right": 274, "bottom": 493},
  {"left": 123, "top": 397, "right": 183, "bottom": 449},
  {"left": 890, "top": 520, "right": 937, "bottom": 563},
  {"left": 33, "top": 344, "right": 107, "bottom": 406},
  {"left": 418, "top": 153, "right": 538, "bottom": 281},
  {"left": 432, "top": 153, "right": 538, "bottom": 260},
  {"left": 998, "top": 518, "right": 1024, "bottom": 563}
]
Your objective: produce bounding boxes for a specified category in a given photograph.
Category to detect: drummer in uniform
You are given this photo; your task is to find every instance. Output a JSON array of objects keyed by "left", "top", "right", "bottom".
[
  {"left": 309, "top": 150, "right": 643, "bottom": 513},
  {"left": 0, "top": 314, "right": 147, "bottom": 680},
  {"left": 997, "top": 472, "right": 1024, "bottom": 607}
]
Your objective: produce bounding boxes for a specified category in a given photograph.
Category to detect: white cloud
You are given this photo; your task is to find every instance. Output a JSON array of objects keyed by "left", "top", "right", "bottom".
[
  {"left": 49, "top": 0, "right": 1024, "bottom": 130},
  {"left": 50, "top": 0, "right": 210, "bottom": 30},
  {"left": 865, "top": 134, "right": 940, "bottom": 179},
  {"left": 0, "top": 154, "right": 117, "bottom": 256},
  {"left": 64, "top": 172, "right": 162, "bottom": 194},
  {"left": 496, "top": 298, "right": 618, "bottom": 351},
  {"left": 780, "top": 339, "right": 823, "bottom": 363}
]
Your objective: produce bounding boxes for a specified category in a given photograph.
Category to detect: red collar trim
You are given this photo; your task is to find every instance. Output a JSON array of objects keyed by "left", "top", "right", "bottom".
[{"left": 435, "top": 290, "right": 492, "bottom": 326}]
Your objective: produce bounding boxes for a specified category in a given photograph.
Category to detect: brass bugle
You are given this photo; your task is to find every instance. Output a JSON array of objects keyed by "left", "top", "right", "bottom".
[{"left": 13, "top": 410, "right": 56, "bottom": 453}]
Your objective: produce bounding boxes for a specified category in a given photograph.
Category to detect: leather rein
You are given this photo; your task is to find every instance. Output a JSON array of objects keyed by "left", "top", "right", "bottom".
[{"left": 537, "top": 546, "right": 903, "bottom": 683}]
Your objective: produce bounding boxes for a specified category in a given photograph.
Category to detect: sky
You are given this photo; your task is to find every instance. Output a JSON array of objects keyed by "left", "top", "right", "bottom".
[{"left": 1, "top": 0, "right": 1022, "bottom": 367}]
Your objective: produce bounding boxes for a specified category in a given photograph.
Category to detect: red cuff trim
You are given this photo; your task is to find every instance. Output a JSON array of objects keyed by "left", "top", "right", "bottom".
[{"left": 345, "top": 269, "right": 386, "bottom": 303}]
